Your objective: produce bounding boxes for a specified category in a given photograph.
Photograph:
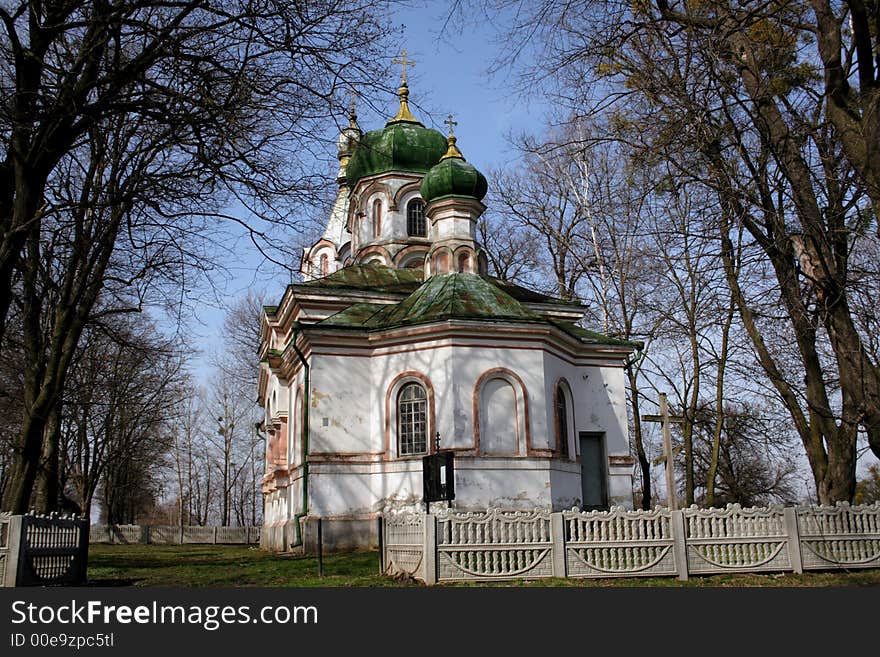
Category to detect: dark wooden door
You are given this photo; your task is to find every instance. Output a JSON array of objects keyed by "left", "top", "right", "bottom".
[{"left": 580, "top": 432, "right": 608, "bottom": 510}]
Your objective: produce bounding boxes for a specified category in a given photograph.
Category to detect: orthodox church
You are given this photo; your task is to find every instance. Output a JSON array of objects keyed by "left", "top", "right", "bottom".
[{"left": 258, "top": 64, "right": 636, "bottom": 552}]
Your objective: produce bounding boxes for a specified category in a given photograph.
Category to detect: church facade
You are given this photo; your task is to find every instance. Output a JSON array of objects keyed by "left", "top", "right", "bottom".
[{"left": 258, "top": 72, "right": 636, "bottom": 552}]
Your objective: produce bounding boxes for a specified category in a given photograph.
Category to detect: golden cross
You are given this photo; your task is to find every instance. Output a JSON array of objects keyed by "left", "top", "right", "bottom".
[
  {"left": 392, "top": 50, "right": 416, "bottom": 83},
  {"left": 444, "top": 114, "right": 458, "bottom": 135}
]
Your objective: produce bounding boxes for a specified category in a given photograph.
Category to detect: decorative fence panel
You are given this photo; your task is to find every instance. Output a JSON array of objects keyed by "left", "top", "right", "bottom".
[
  {"left": 384, "top": 501, "right": 880, "bottom": 584},
  {"left": 436, "top": 509, "right": 553, "bottom": 582},
  {"left": 2, "top": 514, "right": 89, "bottom": 587},
  {"left": 90, "top": 524, "right": 261, "bottom": 545},
  {"left": 563, "top": 507, "right": 678, "bottom": 578},
  {"left": 383, "top": 513, "right": 424, "bottom": 579},
  {"left": 797, "top": 504, "right": 880, "bottom": 570},
  {"left": 682, "top": 505, "right": 793, "bottom": 575},
  {"left": 0, "top": 514, "right": 13, "bottom": 586}
]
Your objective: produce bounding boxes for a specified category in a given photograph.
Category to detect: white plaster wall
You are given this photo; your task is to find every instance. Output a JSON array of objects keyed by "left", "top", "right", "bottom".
[
  {"left": 449, "top": 345, "right": 547, "bottom": 451},
  {"left": 308, "top": 458, "right": 574, "bottom": 516},
  {"left": 309, "top": 355, "right": 373, "bottom": 454},
  {"left": 269, "top": 335, "right": 634, "bottom": 527},
  {"left": 542, "top": 353, "right": 630, "bottom": 458}
]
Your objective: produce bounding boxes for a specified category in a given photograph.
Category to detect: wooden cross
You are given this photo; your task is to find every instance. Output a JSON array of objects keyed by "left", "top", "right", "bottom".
[
  {"left": 641, "top": 392, "right": 685, "bottom": 511},
  {"left": 392, "top": 50, "right": 416, "bottom": 83},
  {"left": 444, "top": 114, "right": 457, "bottom": 136}
]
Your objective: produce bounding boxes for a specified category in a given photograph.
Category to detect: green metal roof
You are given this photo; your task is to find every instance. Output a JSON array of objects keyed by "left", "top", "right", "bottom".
[
  {"left": 314, "top": 273, "right": 539, "bottom": 330},
  {"left": 550, "top": 321, "right": 641, "bottom": 347},
  {"left": 487, "top": 278, "right": 583, "bottom": 306},
  {"left": 298, "top": 265, "right": 632, "bottom": 349},
  {"left": 367, "top": 273, "right": 539, "bottom": 326},
  {"left": 345, "top": 122, "right": 447, "bottom": 190},
  {"left": 318, "top": 302, "right": 387, "bottom": 326},
  {"left": 420, "top": 156, "right": 488, "bottom": 203},
  {"left": 298, "top": 264, "right": 424, "bottom": 295}
]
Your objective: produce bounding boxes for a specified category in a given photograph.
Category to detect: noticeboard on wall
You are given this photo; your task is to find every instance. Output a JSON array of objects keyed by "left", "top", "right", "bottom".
[{"left": 422, "top": 451, "right": 455, "bottom": 505}]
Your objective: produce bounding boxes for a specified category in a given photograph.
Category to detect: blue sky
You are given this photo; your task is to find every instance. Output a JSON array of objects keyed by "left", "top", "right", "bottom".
[{"left": 185, "top": 1, "right": 546, "bottom": 382}]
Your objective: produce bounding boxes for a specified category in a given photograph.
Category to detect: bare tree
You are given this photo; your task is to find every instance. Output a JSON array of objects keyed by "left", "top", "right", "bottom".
[
  {"left": 61, "top": 313, "right": 187, "bottom": 519},
  {"left": 0, "top": 0, "right": 397, "bottom": 512},
  {"left": 477, "top": 0, "right": 880, "bottom": 502}
]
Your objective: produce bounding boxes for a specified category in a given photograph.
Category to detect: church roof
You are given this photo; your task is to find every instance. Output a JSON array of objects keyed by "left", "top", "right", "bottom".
[
  {"left": 368, "top": 273, "right": 539, "bottom": 326},
  {"left": 420, "top": 137, "right": 488, "bottom": 203},
  {"left": 549, "top": 321, "right": 639, "bottom": 347},
  {"left": 296, "top": 263, "right": 579, "bottom": 305},
  {"left": 345, "top": 121, "right": 448, "bottom": 191},
  {"left": 314, "top": 273, "right": 537, "bottom": 330},
  {"left": 307, "top": 268, "right": 636, "bottom": 348},
  {"left": 487, "top": 278, "right": 580, "bottom": 305},
  {"left": 298, "top": 264, "right": 423, "bottom": 295}
]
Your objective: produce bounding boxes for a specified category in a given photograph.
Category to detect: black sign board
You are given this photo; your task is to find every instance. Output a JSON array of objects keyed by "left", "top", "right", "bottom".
[{"left": 422, "top": 450, "right": 455, "bottom": 507}]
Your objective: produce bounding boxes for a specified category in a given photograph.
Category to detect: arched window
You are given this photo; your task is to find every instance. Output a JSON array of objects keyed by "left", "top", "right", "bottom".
[
  {"left": 457, "top": 252, "right": 470, "bottom": 272},
  {"left": 398, "top": 383, "right": 427, "bottom": 455},
  {"left": 407, "top": 199, "right": 425, "bottom": 237},
  {"left": 556, "top": 385, "right": 570, "bottom": 458},
  {"left": 319, "top": 253, "right": 329, "bottom": 277},
  {"left": 371, "top": 199, "right": 382, "bottom": 239}
]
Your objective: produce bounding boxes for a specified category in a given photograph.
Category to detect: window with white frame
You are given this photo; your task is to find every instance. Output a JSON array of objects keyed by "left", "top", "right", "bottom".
[{"left": 397, "top": 382, "right": 427, "bottom": 455}]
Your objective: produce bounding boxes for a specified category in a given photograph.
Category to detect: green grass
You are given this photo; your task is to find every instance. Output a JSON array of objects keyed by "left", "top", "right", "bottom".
[
  {"left": 87, "top": 544, "right": 880, "bottom": 587},
  {"left": 87, "top": 544, "right": 409, "bottom": 587}
]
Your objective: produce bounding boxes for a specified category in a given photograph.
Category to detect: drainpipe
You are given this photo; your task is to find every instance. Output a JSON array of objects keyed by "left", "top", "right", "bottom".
[{"left": 288, "top": 321, "right": 310, "bottom": 549}]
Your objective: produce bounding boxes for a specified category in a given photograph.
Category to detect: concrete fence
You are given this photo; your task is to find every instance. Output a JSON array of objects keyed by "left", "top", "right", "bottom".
[
  {"left": 1, "top": 513, "right": 89, "bottom": 587},
  {"left": 382, "top": 501, "right": 880, "bottom": 584},
  {"left": 89, "top": 524, "right": 261, "bottom": 545}
]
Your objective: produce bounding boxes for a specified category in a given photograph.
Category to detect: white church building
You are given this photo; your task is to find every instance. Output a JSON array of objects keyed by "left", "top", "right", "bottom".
[{"left": 258, "top": 71, "right": 636, "bottom": 552}]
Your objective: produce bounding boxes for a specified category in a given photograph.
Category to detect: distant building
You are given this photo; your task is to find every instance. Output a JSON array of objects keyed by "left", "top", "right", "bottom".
[{"left": 258, "top": 70, "right": 636, "bottom": 552}]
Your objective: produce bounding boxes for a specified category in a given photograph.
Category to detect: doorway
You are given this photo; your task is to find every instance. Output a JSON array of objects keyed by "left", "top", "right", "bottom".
[{"left": 579, "top": 432, "right": 608, "bottom": 510}]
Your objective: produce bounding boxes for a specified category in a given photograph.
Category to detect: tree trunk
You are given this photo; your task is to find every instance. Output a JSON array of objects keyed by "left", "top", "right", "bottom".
[
  {"left": 32, "top": 399, "right": 63, "bottom": 514},
  {"left": 627, "top": 365, "right": 652, "bottom": 510}
]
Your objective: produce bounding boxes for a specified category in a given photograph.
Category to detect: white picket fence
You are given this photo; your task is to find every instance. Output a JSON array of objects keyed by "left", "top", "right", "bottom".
[
  {"left": 90, "top": 524, "right": 261, "bottom": 545},
  {"left": 382, "top": 502, "right": 880, "bottom": 584}
]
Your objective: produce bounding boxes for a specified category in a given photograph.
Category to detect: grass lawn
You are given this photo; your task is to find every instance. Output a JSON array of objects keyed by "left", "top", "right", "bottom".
[{"left": 87, "top": 544, "right": 880, "bottom": 587}]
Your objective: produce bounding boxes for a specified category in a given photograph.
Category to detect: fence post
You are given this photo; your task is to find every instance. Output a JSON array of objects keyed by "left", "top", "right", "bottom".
[
  {"left": 423, "top": 513, "right": 437, "bottom": 585},
  {"left": 784, "top": 507, "right": 803, "bottom": 574},
  {"left": 550, "top": 512, "right": 566, "bottom": 578},
  {"left": 4, "top": 515, "right": 24, "bottom": 587},
  {"left": 76, "top": 519, "right": 90, "bottom": 585},
  {"left": 670, "top": 510, "right": 689, "bottom": 581},
  {"left": 213, "top": 527, "right": 218, "bottom": 545},
  {"left": 317, "top": 518, "right": 324, "bottom": 577},
  {"left": 377, "top": 516, "right": 385, "bottom": 575}
]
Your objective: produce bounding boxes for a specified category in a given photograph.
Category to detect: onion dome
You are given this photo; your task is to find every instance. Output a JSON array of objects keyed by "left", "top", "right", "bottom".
[
  {"left": 419, "top": 131, "right": 487, "bottom": 203},
  {"left": 344, "top": 81, "right": 447, "bottom": 190}
]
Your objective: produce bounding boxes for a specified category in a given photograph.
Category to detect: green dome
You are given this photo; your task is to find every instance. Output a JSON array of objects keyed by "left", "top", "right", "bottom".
[
  {"left": 345, "top": 122, "right": 447, "bottom": 190},
  {"left": 420, "top": 154, "right": 488, "bottom": 203}
]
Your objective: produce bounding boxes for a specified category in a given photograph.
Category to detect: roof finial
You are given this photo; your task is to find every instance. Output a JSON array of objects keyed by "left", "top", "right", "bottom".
[
  {"left": 389, "top": 50, "right": 420, "bottom": 124},
  {"left": 440, "top": 113, "right": 464, "bottom": 160},
  {"left": 346, "top": 88, "right": 358, "bottom": 127}
]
